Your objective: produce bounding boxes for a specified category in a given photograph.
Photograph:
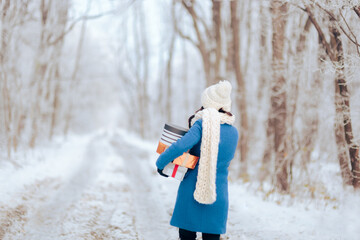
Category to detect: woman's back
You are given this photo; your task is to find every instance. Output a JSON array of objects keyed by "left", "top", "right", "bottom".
[
  {"left": 170, "top": 120, "right": 238, "bottom": 234},
  {"left": 156, "top": 80, "right": 239, "bottom": 239},
  {"left": 218, "top": 123, "right": 238, "bottom": 170}
]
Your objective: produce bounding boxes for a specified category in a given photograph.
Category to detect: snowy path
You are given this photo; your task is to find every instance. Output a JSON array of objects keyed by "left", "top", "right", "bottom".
[
  {"left": 110, "top": 134, "right": 173, "bottom": 240},
  {"left": 1, "top": 130, "right": 359, "bottom": 240},
  {"left": 1, "top": 133, "right": 127, "bottom": 239},
  {"left": 0, "top": 131, "right": 178, "bottom": 240}
]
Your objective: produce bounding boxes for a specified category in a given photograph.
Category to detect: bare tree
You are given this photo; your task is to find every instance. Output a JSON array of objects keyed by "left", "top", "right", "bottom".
[
  {"left": 1, "top": 0, "right": 33, "bottom": 157},
  {"left": 49, "top": 1, "right": 70, "bottom": 139},
  {"left": 28, "top": 0, "right": 71, "bottom": 147},
  {"left": 270, "top": 0, "right": 289, "bottom": 192},
  {"left": 133, "top": 2, "right": 150, "bottom": 137},
  {"left": 300, "top": 18, "right": 323, "bottom": 170},
  {"left": 212, "top": 0, "right": 222, "bottom": 82},
  {"left": 64, "top": 0, "right": 92, "bottom": 135},
  {"left": 230, "top": 0, "right": 249, "bottom": 177},
  {"left": 115, "top": 1, "right": 150, "bottom": 137},
  {"left": 259, "top": 0, "right": 273, "bottom": 182},
  {"left": 164, "top": 0, "right": 178, "bottom": 123},
  {"left": 305, "top": 4, "right": 360, "bottom": 188},
  {"left": 286, "top": 16, "right": 312, "bottom": 179},
  {"left": 354, "top": 6, "right": 360, "bottom": 18},
  {"left": 174, "top": 0, "right": 224, "bottom": 85},
  {"left": 165, "top": 33, "right": 176, "bottom": 123}
]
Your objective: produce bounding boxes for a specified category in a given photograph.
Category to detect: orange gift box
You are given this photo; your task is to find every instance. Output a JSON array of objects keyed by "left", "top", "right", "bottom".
[{"left": 156, "top": 141, "right": 199, "bottom": 169}]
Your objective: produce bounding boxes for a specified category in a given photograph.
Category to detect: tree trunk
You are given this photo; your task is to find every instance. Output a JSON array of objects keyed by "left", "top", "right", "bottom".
[
  {"left": 300, "top": 18, "right": 328, "bottom": 170},
  {"left": 49, "top": 0, "right": 68, "bottom": 139},
  {"left": 29, "top": 0, "right": 52, "bottom": 148},
  {"left": 134, "top": 2, "right": 149, "bottom": 138},
  {"left": 306, "top": 5, "right": 359, "bottom": 187},
  {"left": 165, "top": 32, "right": 176, "bottom": 123},
  {"left": 1, "top": 0, "right": 12, "bottom": 156},
  {"left": 354, "top": 6, "right": 360, "bottom": 18},
  {"left": 181, "top": 0, "right": 212, "bottom": 85},
  {"left": 259, "top": 0, "right": 273, "bottom": 182},
  {"left": 230, "top": 0, "right": 249, "bottom": 177},
  {"left": 288, "top": 17, "right": 312, "bottom": 173},
  {"left": 257, "top": 0, "right": 269, "bottom": 102},
  {"left": 330, "top": 25, "right": 360, "bottom": 187},
  {"left": 260, "top": 117, "right": 274, "bottom": 182},
  {"left": 212, "top": 0, "right": 221, "bottom": 84},
  {"left": 270, "top": 0, "right": 289, "bottom": 192},
  {"left": 243, "top": 1, "right": 252, "bottom": 77},
  {"left": 301, "top": 60, "right": 321, "bottom": 169}
]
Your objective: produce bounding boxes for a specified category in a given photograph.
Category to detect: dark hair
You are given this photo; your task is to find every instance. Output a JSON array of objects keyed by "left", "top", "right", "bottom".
[{"left": 188, "top": 106, "right": 233, "bottom": 128}]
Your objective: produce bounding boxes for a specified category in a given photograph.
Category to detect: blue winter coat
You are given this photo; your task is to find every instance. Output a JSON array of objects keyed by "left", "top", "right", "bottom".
[{"left": 156, "top": 119, "right": 239, "bottom": 234}]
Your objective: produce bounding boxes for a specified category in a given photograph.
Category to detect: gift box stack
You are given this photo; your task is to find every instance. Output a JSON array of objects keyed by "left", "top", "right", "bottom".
[{"left": 156, "top": 123, "right": 199, "bottom": 181}]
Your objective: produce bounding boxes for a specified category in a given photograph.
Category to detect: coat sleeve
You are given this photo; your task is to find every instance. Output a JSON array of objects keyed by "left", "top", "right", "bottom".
[{"left": 156, "top": 120, "right": 202, "bottom": 170}]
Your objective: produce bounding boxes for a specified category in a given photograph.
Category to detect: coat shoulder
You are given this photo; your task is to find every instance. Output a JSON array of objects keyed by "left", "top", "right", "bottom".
[{"left": 221, "top": 124, "right": 239, "bottom": 143}]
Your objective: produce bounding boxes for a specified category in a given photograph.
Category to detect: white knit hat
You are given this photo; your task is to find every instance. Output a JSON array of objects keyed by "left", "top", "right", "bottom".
[{"left": 201, "top": 80, "right": 232, "bottom": 112}]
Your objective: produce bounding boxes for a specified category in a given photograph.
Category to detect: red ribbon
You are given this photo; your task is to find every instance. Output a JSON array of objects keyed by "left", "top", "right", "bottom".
[{"left": 172, "top": 165, "right": 179, "bottom": 178}]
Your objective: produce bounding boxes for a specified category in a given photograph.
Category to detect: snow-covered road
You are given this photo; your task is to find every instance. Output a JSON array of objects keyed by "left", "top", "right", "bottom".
[
  {"left": 110, "top": 134, "right": 172, "bottom": 240},
  {"left": 0, "top": 130, "right": 359, "bottom": 240},
  {"left": 0, "top": 131, "right": 179, "bottom": 240}
]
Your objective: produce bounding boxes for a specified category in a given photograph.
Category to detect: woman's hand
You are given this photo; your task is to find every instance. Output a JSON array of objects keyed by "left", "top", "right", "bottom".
[{"left": 157, "top": 168, "right": 168, "bottom": 177}]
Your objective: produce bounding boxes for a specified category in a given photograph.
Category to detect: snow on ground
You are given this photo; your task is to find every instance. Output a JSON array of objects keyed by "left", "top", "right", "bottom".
[{"left": 0, "top": 129, "right": 359, "bottom": 240}]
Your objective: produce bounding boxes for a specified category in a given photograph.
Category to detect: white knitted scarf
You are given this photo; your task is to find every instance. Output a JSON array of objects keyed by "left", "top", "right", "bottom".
[{"left": 190, "top": 108, "right": 235, "bottom": 204}]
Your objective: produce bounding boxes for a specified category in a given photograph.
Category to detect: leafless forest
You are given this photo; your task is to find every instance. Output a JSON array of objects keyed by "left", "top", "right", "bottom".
[{"left": 1, "top": 0, "right": 360, "bottom": 196}]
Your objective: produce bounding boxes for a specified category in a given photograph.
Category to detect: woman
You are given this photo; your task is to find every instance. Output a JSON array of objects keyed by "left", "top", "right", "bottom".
[{"left": 156, "top": 80, "right": 239, "bottom": 240}]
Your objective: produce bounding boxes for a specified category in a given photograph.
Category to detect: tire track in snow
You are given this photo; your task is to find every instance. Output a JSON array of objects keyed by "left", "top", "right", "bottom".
[
  {"left": 23, "top": 136, "right": 108, "bottom": 239},
  {"left": 0, "top": 177, "right": 63, "bottom": 240},
  {"left": 1, "top": 131, "right": 174, "bottom": 240},
  {"left": 110, "top": 134, "right": 171, "bottom": 240},
  {"left": 0, "top": 132, "right": 135, "bottom": 240}
]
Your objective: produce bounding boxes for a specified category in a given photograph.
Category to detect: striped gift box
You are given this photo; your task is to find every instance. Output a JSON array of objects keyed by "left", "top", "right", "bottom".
[
  {"left": 156, "top": 123, "right": 199, "bottom": 181},
  {"left": 159, "top": 123, "right": 187, "bottom": 145},
  {"left": 156, "top": 123, "right": 199, "bottom": 169}
]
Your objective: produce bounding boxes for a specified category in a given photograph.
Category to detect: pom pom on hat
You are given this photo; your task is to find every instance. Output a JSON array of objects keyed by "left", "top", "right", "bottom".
[{"left": 201, "top": 80, "right": 232, "bottom": 112}]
